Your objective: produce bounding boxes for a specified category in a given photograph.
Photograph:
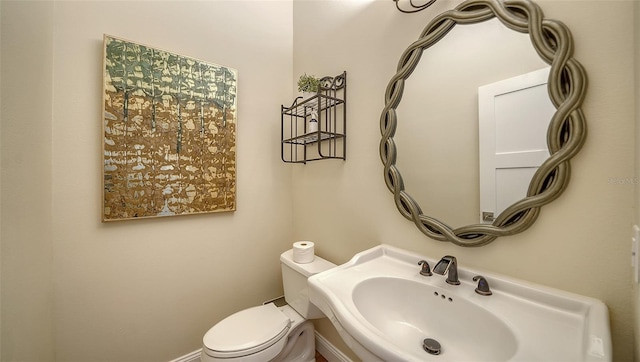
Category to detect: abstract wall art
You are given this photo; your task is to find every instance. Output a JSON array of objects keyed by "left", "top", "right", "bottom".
[{"left": 102, "top": 35, "right": 237, "bottom": 221}]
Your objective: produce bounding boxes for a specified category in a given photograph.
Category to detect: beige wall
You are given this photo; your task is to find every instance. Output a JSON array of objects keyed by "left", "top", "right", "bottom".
[
  {"left": 292, "top": 0, "right": 636, "bottom": 361},
  {"left": 634, "top": 0, "right": 640, "bottom": 359},
  {"left": 1, "top": 1, "right": 56, "bottom": 361},
  {"left": 2, "top": 1, "right": 293, "bottom": 361}
]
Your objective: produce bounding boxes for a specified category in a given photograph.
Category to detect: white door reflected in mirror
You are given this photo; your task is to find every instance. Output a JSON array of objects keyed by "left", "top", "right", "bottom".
[{"left": 478, "top": 67, "right": 554, "bottom": 223}]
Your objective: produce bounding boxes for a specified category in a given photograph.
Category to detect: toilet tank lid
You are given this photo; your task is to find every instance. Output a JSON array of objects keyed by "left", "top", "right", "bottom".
[
  {"left": 203, "top": 303, "right": 290, "bottom": 354},
  {"left": 280, "top": 249, "right": 337, "bottom": 277}
]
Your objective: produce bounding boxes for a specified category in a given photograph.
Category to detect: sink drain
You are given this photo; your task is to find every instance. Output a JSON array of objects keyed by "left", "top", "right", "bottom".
[{"left": 423, "top": 338, "right": 441, "bottom": 355}]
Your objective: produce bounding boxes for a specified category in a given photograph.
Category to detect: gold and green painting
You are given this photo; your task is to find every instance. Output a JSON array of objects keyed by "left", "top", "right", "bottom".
[{"left": 102, "top": 35, "right": 237, "bottom": 221}]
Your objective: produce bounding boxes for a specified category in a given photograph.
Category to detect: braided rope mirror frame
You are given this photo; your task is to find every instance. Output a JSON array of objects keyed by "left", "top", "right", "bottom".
[{"left": 380, "top": 0, "right": 587, "bottom": 246}]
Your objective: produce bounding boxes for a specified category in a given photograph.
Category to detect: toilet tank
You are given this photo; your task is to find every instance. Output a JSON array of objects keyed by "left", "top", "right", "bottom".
[{"left": 280, "top": 249, "right": 336, "bottom": 319}]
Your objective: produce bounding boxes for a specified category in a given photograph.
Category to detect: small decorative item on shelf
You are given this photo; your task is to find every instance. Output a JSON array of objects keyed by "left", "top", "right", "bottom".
[
  {"left": 297, "top": 73, "right": 320, "bottom": 100},
  {"left": 308, "top": 112, "right": 318, "bottom": 133}
]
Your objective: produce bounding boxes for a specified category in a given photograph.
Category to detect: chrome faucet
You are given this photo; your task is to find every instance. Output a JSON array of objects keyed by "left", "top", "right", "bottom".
[{"left": 433, "top": 255, "right": 460, "bottom": 285}]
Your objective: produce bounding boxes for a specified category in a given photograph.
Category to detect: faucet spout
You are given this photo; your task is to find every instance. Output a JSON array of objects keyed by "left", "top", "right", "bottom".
[{"left": 433, "top": 255, "right": 460, "bottom": 285}]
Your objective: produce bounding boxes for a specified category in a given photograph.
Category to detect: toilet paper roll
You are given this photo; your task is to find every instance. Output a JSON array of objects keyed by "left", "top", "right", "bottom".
[{"left": 292, "top": 241, "right": 315, "bottom": 264}]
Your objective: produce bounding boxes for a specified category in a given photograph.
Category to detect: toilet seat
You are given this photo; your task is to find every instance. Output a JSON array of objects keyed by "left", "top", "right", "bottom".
[{"left": 203, "top": 303, "right": 291, "bottom": 359}]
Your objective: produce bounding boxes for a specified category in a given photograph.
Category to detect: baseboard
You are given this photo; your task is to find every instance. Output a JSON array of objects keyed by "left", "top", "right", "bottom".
[
  {"left": 168, "top": 332, "right": 352, "bottom": 362},
  {"left": 315, "top": 331, "right": 353, "bottom": 362},
  {"left": 168, "top": 348, "right": 201, "bottom": 362}
]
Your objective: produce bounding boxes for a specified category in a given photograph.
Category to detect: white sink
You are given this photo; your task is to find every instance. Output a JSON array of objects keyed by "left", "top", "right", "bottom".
[
  {"left": 353, "top": 277, "right": 517, "bottom": 361},
  {"left": 308, "top": 245, "right": 611, "bottom": 362}
]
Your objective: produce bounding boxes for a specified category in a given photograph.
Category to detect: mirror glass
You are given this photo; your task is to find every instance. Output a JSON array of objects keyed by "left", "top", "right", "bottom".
[{"left": 394, "top": 19, "right": 548, "bottom": 228}]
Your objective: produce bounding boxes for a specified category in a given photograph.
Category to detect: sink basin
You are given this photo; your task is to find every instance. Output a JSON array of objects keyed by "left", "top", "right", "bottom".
[
  {"left": 308, "top": 245, "right": 611, "bottom": 362},
  {"left": 354, "top": 277, "right": 517, "bottom": 361}
]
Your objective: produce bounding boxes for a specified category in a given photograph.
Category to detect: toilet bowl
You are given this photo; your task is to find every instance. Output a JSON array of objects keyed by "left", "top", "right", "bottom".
[{"left": 201, "top": 250, "right": 336, "bottom": 362}]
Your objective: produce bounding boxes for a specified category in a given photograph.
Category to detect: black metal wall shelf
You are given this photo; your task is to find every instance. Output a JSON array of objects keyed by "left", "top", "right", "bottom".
[{"left": 281, "top": 71, "right": 346, "bottom": 164}]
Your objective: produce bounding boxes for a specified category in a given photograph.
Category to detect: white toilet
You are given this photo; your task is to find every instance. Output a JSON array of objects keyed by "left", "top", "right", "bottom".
[{"left": 201, "top": 249, "right": 336, "bottom": 362}]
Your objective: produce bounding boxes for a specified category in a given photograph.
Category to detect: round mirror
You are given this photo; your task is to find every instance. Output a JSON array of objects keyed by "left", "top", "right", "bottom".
[{"left": 380, "top": 0, "right": 587, "bottom": 246}]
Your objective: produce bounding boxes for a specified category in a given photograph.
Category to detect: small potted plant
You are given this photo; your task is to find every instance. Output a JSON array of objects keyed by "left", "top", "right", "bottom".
[{"left": 297, "top": 73, "right": 320, "bottom": 98}]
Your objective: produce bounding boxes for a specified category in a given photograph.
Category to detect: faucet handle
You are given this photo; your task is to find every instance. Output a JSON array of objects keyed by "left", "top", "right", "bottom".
[
  {"left": 418, "top": 260, "right": 432, "bottom": 276},
  {"left": 472, "top": 275, "right": 492, "bottom": 296}
]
